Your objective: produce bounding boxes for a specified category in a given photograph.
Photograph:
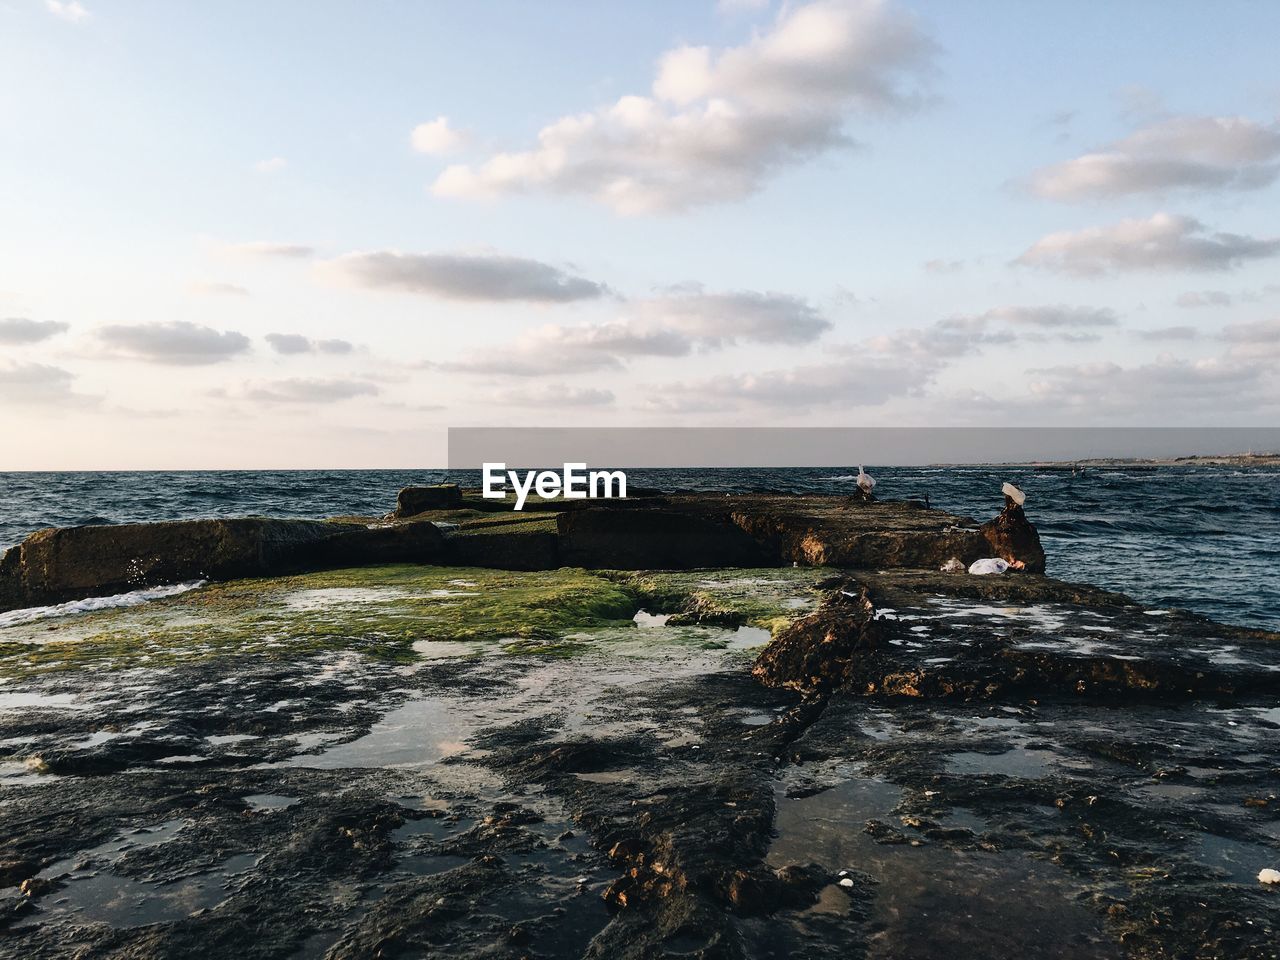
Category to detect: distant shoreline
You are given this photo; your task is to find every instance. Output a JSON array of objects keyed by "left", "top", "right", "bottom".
[{"left": 946, "top": 453, "right": 1280, "bottom": 469}]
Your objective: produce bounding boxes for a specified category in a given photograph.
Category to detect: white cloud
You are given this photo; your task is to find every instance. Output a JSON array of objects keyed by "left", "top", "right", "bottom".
[
  {"left": 1221, "top": 318, "right": 1280, "bottom": 359},
  {"left": 0, "top": 317, "right": 69, "bottom": 344},
  {"left": 1015, "top": 213, "right": 1280, "bottom": 275},
  {"left": 641, "top": 356, "right": 928, "bottom": 413},
  {"left": 97, "top": 321, "right": 251, "bottom": 365},
  {"left": 718, "top": 0, "right": 770, "bottom": 12},
  {"left": 243, "top": 378, "right": 380, "bottom": 403},
  {"left": 1029, "top": 116, "right": 1280, "bottom": 200},
  {"left": 254, "top": 157, "right": 288, "bottom": 174},
  {"left": 1025, "top": 354, "right": 1274, "bottom": 420},
  {"left": 411, "top": 117, "right": 468, "bottom": 155},
  {"left": 226, "top": 241, "right": 315, "bottom": 259},
  {"left": 1175, "top": 290, "right": 1232, "bottom": 308},
  {"left": 437, "top": 289, "right": 829, "bottom": 376},
  {"left": 628, "top": 290, "right": 830, "bottom": 345},
  {"left": 322, "top": 250, "right": 608, "bottom": 303},
  {"left": 923, "top": 258, "right": 963, "bottom": 274},
  {"left": 976, "top": 305, "right": 1118, "bottom": 329},
  {"left": 442, "top": 321, "right": 690, "bottom": 377},
  {"left": 265, "top": 333, "right": 355, "bottom": 356},
  {"left": 432, "top": 0, "right": 935, "bottom": 214},
  {"left": 0, "top": 361, "right": 93, "bottom": 407},
  {"left": 188, "top": 281, "right": 250, "bottom": 297},
  {"left": 496, "top": 384, "right": 615, "bottom": 407},
  {"left": 46, "top": 1, "right": 89, "bottom": 24},
  {"left": 1136, "top": 326, "right": 1199, "bottom": 341}
]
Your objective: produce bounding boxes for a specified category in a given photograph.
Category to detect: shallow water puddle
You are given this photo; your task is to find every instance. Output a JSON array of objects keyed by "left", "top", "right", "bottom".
[
  {"left": 280, "top": 587, "right": 413, "bottom": 611},
  {"left": 11, "top": 819, "right": 256, "bottom": 929},
  {"left": 287, "top": 695, "right": 477, "bottom": 769},
  {"left": 0, "top": 691, "right": 87, "bottom": 712},
  {"left": 243, "top": 793, "right": 300, "bottom": 811},
  {"left": 770, "top": 776, "right": 1120, "bottom": 959},
  {"left": 946, "top": 748, "right": 1057, "bottom": 778},
  {"left": 1190, "top": 832, "right": 1280, "bottom": 884}
]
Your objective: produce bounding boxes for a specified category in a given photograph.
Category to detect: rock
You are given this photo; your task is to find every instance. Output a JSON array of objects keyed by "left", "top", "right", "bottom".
[
  {"left": 978, "top": 501, "right": 1046, "bottom": 574},
  {"left": 558, "top": 509, "right": 771, "bottom": 570},
  {"left": 393, "top": 484, "right": 463, "bottom": 517},
  {"left": 752, "top": 583, "right": 879, "bottom": 693},
  {"left": 0, "top": 858, "right": 39, "bottom": 888},
  {"left": 1260, "top": 868, "right": 1280, "bottom": 885},
  {"left": 448, "top": 519, "right": 559, "bottom": 571},
  {"left": 0, "top": 518, "right": 446, "bottom": 612}
]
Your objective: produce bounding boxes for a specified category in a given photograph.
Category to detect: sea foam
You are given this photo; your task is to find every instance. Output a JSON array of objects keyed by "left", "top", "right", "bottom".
[{"left": 0, "top": 581, "right": 207, "bottom": 629}]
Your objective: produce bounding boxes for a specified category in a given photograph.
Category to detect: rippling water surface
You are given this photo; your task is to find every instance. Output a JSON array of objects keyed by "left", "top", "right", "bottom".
[{"left": 1, "top": 467, "right": 1277, "bottom": 629}]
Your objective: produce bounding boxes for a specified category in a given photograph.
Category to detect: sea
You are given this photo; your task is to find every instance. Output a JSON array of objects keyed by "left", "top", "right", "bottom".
[{"left": 1, "top": 467, "right": 1277, "bottom": 631}]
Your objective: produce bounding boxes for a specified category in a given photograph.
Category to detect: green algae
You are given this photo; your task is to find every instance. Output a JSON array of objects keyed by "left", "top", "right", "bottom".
[
  {"left": 0, "top": 565, "right": 636, "bottom": 678},
  {"left": 617, "top": 567, "right": 827, "bottom": 636},
  {"left": 0, "top": 564, "right": 828, "bottom": 679}
]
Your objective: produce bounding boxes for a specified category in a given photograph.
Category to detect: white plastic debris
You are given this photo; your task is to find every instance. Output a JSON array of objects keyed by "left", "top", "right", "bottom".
[
  {"left": 940, "top": 558, "right": 965, "bottom": 573},
  {"left": 1259, "top": 868, "right": 1280, "bottom": 885},
  {"left": 1002, "top": 481, "right": 1026, "bottom": 506},
  {"left": 968, "top": 558, "right": 1010, "bottom": 576}
]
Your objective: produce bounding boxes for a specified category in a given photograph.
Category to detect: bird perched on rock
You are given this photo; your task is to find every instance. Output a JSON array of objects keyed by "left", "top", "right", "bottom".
[
  {"left": 1001, "top": 481, "right": 1025, "bottom": 506},
  {"left": 857, "top": 466, "right": 876, "bottom": 497}
]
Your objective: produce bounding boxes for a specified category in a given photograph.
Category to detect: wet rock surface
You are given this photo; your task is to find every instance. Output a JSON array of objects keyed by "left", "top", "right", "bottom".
[
  {"left": 2, "top": 489, "right": 1046, "bottom": 609},
  {"left": 1, "top": 494, "right": 1277, "bottom": 959},
  {"left": 0, "top": 519, "right": 446, "bottom": 613}
]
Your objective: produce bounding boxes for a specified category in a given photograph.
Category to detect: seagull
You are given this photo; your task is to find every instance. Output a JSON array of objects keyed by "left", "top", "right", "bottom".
[
  {"left": 1002, "top": 481, "right": 1026, "bottom": 506},
  {"left": 857, "top": 466, "right": 876, "bottom": 496}
]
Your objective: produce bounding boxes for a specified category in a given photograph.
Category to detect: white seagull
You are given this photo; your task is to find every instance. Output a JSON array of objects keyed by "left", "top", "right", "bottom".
[
  {"left": 1002, "top": 481, "right": 1026, "bottom": 506},
  {"left": 857, "top": 465, "right": 876, "bottom": 496}
]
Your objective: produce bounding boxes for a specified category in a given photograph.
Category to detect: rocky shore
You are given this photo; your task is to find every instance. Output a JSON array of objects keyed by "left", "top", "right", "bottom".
[{"left": 1, "top": 486, "right": 1277, "bottom": 959}]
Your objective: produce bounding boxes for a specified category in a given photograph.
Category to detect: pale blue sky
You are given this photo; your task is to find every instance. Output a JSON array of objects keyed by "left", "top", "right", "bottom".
[{"left": 2, "top": 1, "right": 1278, "bottom": 467}]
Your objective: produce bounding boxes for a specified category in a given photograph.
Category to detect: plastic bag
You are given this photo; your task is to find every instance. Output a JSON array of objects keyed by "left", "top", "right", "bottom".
[{"left": 968, "top": 558, "right": 1010, "bottom": 576}]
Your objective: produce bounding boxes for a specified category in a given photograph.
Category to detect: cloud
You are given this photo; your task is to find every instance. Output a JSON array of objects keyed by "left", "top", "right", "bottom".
[
  {"left": 1025, "top": 355, "right": 1274, "bottom": 420},
  {"left": 411, "top": 117, "right": 468, "bottom": 155},
  {"left": 641, "top": 356, "right": 928, "bottom": 413},
  {"left": 323, "top": 251, "right": 608, "bottom": 302},
  {"left": 718, "top": 0, "right": 770, "bottom": 11},
  {"left": 1136, "top": 325, "right": 1199, "bottom": 341},
  {"left": 188, "top": 281, "right": 250, "bottom": 297},
  {"left": 243, "top": 378, "right": 380, "bottom": 403},
  {"left": 265, "top": 333, "right": 355, "bottom": 356},
  {"left": 0, "top": 317, "right": 70, "bottom": 344},
  {"left": 442, "top": 321, "right": 690, "bottom": 377},
  {"left": 96, "top": 321, "right": 251, "bottom": 365},
  {"left": 629, "top": 290, "right": 830, "bottom": 345},
  {"left": 1028, "top": 116, "right": 1280, "bottom": 200},
  {"left": 254, "top": 157, "right": 288, "bottom": 174},
  {"left": 1015, "top": 213, "right": 1280, "bottom": 275},
  {"left": 923, "top": 258, "right": 963, "bottom": 274},
  {"left": 432, "top": 0, "right": 936, "bottom": 214},
  {"left": 46, "top": 0, "right": 89, "bottom": 23},
  {"left": 1175, "top": 289, "right": 1232, "bottom": 308},
  {"left": 0, "top": 362, "right": 93, "bottom": 407},
  {"left": 976, "top": 304, "right": 1118, "bottom": 329},
  {"left": 1221, "top": 318, "right": 1280, "bottom": 359},
  {"left": 437, "top": 288, "right": 829, "bottom": 376},
  {"left": 226, "top": 241, "right": 315, "bottom": 259},
  {"left": 496, "top": 384, "right": 615, "bottom": 407}
]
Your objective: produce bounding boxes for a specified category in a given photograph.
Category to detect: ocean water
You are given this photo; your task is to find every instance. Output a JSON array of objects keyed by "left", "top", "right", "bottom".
[{"left": 1, "top": 467, "right": 1277, "bottom": 630}]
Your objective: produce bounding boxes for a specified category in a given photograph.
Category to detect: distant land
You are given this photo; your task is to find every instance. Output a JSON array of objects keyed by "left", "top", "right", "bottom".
[{"left": 987, "top": 452, "right": 1280, "bottom": 469}]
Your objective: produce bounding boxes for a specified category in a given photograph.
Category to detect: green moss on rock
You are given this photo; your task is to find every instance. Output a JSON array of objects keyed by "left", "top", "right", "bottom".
[{"left": 0, "top": 565, "right": 637, "bottom": 678}]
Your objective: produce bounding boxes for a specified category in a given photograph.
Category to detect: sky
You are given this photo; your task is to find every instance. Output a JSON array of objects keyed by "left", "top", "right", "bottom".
[{"left": 2, "top": 0, "right": 1279, "bottom": 468}]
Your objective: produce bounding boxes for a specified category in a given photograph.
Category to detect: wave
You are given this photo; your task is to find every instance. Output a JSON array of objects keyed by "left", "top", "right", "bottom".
[{"left": 0, "top": 581, "right": 207, "bottom": 629}]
